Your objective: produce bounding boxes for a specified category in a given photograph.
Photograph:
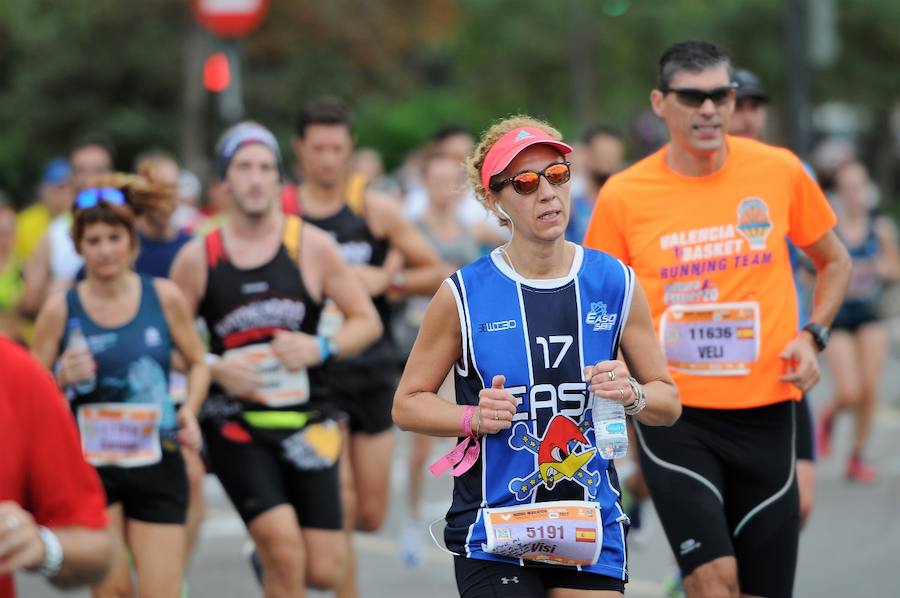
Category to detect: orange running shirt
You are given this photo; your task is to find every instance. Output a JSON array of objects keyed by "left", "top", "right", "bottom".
[{"left": 583, "top": 136, "right": 836, "bottom": 410}]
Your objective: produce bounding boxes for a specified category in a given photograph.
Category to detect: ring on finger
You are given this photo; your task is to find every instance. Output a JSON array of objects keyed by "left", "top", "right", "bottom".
[
  {"left": 607, "top": 370, "right": 616, "bottom": 382},
  {"left": 494, "top": 409, "right": 500, "bottom": 421},
  {"left": 5, "top": 515, "right": 20, "bottom": 531},
  {"left": 619, "top": 386, "right": 626, "bottom": 401}
]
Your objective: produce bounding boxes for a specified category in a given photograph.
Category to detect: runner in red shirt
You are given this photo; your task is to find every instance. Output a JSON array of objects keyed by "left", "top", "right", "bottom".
[{"left": 0, "top": 337, "right": 113, "bottom": 598}]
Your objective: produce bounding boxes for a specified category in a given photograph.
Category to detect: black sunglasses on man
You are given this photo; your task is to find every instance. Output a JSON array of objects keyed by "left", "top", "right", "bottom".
[{"left": 659, "top": 83, "right": 737, "bottom": 108}]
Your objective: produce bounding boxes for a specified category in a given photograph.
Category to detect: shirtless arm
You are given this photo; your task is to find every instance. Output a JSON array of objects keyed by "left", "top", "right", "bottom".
[
  {"left": 392, "top": 283, "right": 516, "bottom": 438},
  {"left": 303, "top": 224, "right": 382, "bottom": 359},
  {"left": 30, "top": 293, "right": 66, "bottom": 379},
  {"left": 169, "top": 239, "right": 208, "bottom": 316},
  {"left": 156, "top": 279, "right": 210, "bottom": 418},
  {"left": 0, "top": 502, "right": 114, "bottom": 589},
  {"left": 169, "top": 239, "right": 258, "bottom": 395},
  {"left": 781, "top": 230, "right": 852, "bottom": 391},
  {"left": 17, "top": 233, "right": 52, "bottom": 319},
  {"left": 366, "top": 192, "right": 451, "bottom": 296},
  {"left": 875, "top": 216, "right": 900, "bottom": 282},
  {"left": 392, "top": 283, "right": 472, "bottom": 436}
]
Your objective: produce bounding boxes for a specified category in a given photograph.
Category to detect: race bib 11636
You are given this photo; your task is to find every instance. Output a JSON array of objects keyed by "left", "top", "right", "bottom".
[{"left": 660, "top": 301, "right": 760, "bottom": 376}]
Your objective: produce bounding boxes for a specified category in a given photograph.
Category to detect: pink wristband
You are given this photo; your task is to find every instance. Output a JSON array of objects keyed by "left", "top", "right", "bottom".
[
  {"left": 428, "top": 405, "right": 482, "bottom": 478},
  {"left": 461, "top": 405, "right": 477, "bottom": 437}
]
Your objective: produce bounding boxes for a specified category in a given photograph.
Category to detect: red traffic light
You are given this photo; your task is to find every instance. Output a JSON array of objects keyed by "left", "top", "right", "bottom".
[{"left": 203, "top": 52, "right": 231, "bottom": 93}]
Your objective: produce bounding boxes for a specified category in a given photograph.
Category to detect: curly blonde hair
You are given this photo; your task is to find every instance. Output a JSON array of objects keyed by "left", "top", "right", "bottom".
[{"left": 465, "top": 115, "right": 563, "bottom": 225}]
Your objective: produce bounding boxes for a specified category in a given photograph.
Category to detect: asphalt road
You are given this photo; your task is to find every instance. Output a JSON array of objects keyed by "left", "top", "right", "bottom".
[{"left": 17, "top": 358, "right": 900, "bottom": 597}]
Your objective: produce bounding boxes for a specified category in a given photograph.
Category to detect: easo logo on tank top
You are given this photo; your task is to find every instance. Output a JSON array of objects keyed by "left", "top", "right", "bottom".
[
  {"left": 144, "top": 327, "right": 162, "bottom": 348},
  {"left": 585, "top": 302, "right": 618, "bottom": 332}
]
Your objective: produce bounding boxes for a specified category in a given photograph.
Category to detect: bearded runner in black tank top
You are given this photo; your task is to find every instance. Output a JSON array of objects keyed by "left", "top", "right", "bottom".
[
  {"left": 197, "top": 214, "right": 344, "bottom": 529},
  {"left": 302, "top": 191, "right": 398, "bottom": 434}
]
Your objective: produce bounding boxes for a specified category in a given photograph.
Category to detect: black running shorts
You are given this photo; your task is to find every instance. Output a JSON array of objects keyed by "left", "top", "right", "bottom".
[
  {"left": 202, "top": 417, "right": 343, "bottom": 530},
  {"left": 635, "top": 401, "right": 799, "bottom": 598},
  {"left": 322, "top": 363, "right": 397, "bottom": 435},
  {"left": 795, "top": 395, "right": 815, "bottom": 462},
  {"left": 454, "top": 557, "right": 624, "bottom": 597},
  {"left": 98, "top": 450, "right": 188, "bottom": 525}
]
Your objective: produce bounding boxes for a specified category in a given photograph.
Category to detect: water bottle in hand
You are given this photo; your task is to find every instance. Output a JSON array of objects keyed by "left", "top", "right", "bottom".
[
  {"left": 67, "top": 319, "right": 96, "bottom": 395},
  {"left": 592, "top": 393, "right": 628, "bottom": 459}
]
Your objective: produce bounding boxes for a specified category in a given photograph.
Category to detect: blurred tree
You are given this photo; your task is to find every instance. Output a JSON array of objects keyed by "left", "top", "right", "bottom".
[
  {"left": 0, "top": 0, "right": 897, "bottom": 206},
  {"left": 0, "top": 0, "right": 189, "bottom": 203}
]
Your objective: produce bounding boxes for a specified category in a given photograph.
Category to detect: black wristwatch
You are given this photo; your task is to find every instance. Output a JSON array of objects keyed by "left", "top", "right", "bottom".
[{"left": 802, "top": 323, "right": 830, "bottom": 352}]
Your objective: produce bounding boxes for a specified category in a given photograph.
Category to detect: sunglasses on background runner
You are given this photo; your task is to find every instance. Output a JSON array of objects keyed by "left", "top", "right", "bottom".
[
  {"left": 74, "top": 187, "right": 127, "bottom": 210},
  {"left": 489, "top": 161, "right": 572, "bottom": 195},
  {"left": 660, "top": 84, "right": 737, "bottom": 108}
]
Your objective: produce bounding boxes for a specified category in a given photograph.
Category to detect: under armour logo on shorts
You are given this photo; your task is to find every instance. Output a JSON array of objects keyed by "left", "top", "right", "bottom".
[
  {"left": 679, "top": 538, "right": 702, "bottom": 555},
  {"left": 500, "top": 576, "right": 519, "bottom": 584}
]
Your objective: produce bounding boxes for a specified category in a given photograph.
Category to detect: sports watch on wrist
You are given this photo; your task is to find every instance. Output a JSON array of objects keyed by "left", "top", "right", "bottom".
[
  {"left": 35, "top": 526, "right": 64, "bottom": 578},
  {"left": 802, "top": 323, "right": 830, "bottom": 352}
]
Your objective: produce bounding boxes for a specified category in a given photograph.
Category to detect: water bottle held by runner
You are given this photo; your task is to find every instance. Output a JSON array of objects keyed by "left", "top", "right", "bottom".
[
  {"left": 67, "top": 318, "right": 96, "bottom": 395},
  {"left": 592, "top": 393, "right": 628, "bottom": 460}
]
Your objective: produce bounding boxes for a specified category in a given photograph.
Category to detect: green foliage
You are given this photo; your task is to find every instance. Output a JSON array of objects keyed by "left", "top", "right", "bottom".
[
  {"left": 0, "top": 0, "right": 897, "bottom": 204},
  {"left": 0, "top": 0, "right": 187, "bottom": 202}
]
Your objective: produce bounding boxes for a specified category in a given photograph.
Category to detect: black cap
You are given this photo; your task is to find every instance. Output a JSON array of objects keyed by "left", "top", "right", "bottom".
[{"left": 732, "top": 68, "right": 769, "bottom": 102}]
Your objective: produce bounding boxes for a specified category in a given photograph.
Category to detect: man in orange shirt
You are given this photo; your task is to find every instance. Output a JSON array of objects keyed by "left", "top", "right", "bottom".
[{"left": 584, "top": 41, "right": 850, "bottom": 598}]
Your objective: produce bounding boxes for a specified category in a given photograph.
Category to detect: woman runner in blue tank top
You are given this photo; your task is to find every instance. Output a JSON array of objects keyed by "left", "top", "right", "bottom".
[
  {"left": 32, "top": 173, "right": 210, "bottom": 598},
  {"left": 393, "top": 116, "right": 681, "bottom": 598},
  {"left": 817, "top": 161, "right": 900, "bottom": 483}
]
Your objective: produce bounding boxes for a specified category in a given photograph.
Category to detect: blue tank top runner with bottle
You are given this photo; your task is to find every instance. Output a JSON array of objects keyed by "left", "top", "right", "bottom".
[
  {"left": 62, "top": 275, "right": 178, "bottom": 447},
  {"left": 444, "top": 245, "right": 634, "bottom": 580}
]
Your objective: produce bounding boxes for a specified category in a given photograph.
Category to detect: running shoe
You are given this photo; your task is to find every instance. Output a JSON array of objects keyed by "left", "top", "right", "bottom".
[
  {"left": 662, "top": 566, "right": 684, "bottom": 598},
  {"left": 816, "top": 413, "right": 833, "bottom": 458},
  {"left": 846, "top": 456, "right": 878, "bottom": 484},
  {"left": 400, "top": 521, "right": 424, "bottom": 568}
]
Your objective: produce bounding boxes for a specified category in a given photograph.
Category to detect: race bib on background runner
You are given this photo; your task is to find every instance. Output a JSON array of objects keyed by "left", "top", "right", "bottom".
[
  {"left": 660, "top": 301, "right": 760, "bottom": 376},
  {"left": 483, "top": 501, "right": 602, "bottom": 566},
  {"left": 225, "top": 343, "right": 310, "bottom": 407},
  {"left": 78, "top": 403, "right": 162, "bottom": 467}
]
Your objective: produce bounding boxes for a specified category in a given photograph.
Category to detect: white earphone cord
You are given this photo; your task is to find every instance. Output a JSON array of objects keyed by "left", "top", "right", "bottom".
[{"left": 495, "top": 202, "right": 517, "bottom": 274}]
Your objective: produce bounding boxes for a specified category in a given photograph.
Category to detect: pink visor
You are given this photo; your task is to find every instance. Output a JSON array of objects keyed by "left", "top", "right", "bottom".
[{"left": 480, "top": 127, "right": 574, "bottom": 192}]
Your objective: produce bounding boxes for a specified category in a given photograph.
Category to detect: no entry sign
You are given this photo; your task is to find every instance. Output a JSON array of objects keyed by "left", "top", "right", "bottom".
[{"left": 193, "top": 0, "right": 270, "bottom": 38}]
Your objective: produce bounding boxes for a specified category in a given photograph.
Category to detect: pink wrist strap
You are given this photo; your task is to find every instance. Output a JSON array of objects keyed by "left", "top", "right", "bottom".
[{"left": 429, "top": 406, "right": 481, "bottom": 477}]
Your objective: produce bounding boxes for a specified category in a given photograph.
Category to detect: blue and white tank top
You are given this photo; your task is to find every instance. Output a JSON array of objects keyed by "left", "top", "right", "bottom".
[
  {"left": 62, "top": 275, "right": 178, "bottom": 448},
  {"left": 444, "top": 245, "right": 634, "bottom": 580}
]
